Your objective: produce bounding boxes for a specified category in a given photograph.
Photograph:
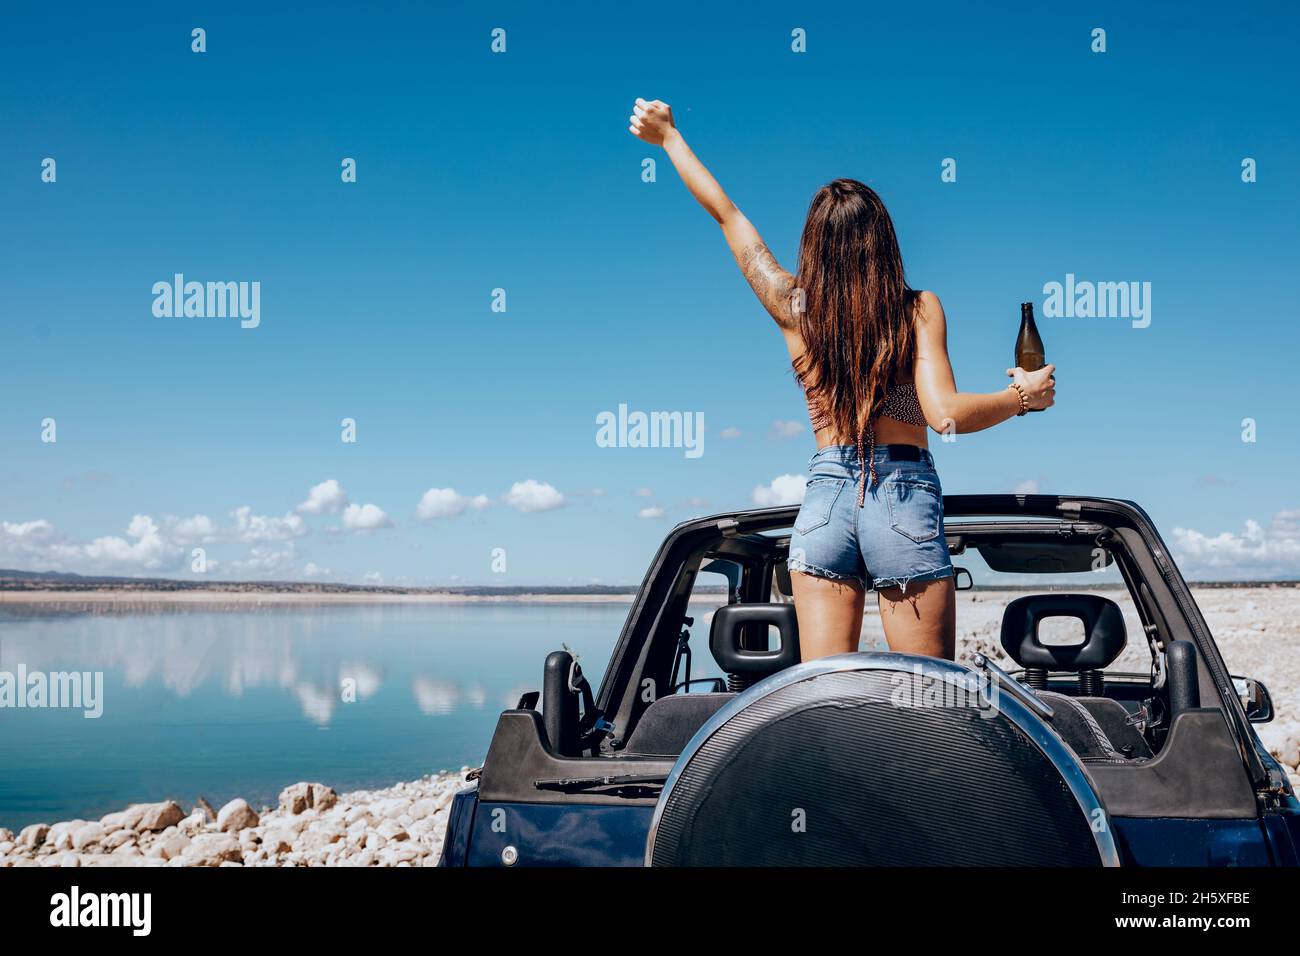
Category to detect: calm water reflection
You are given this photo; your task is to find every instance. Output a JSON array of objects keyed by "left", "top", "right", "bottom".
[{"left": 0, "top": 603, "right": 634, "bottom": 830}]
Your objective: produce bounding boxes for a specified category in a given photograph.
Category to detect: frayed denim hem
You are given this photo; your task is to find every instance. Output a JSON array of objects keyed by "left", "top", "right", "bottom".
[
  {"left": 869, "top": 564, "right": 954, "bottom": 594},
  {"left": 786, "top": 558, "right": 867, "bottom": 588}
]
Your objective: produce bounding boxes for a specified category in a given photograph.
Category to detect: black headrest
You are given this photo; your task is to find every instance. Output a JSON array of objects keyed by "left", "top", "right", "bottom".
[
  {"left": 1000, "top": 594, "right": 1126, "bottom": 671},
  {"left": 709, "top": 603, "right": 800, "bottom": 675}
]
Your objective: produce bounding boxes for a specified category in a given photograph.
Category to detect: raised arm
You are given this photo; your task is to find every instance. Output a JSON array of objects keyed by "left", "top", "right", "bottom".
[
  {"left": 629, "top": 98, "right": 797, "bottom": 328},
  {"left": 912, "top": 291, "right": 1056, "bottom": 433}
]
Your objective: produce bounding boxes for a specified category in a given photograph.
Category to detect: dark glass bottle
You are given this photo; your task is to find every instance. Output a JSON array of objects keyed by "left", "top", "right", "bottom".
[{"left": 1015, "top": 302, "right": 1045, "bottom": 411}]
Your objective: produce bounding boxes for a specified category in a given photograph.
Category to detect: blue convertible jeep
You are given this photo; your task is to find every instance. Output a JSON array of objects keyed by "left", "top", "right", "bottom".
[{"left": 439, "top": 495, "right": 1299, "bottom": 867}]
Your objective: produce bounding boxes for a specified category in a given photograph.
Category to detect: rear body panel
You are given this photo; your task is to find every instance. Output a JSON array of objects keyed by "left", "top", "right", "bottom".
[
  {"left": 450, "top": 798, "right": 652, "bottom": 867},
  {"left": 443, "top": 792, "right": 1285, "bottom": 867}
]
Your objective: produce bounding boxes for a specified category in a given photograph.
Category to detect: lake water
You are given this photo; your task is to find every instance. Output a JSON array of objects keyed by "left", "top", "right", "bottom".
[{"left": 0, "top": 602, "right": 651, "bottom": 831}]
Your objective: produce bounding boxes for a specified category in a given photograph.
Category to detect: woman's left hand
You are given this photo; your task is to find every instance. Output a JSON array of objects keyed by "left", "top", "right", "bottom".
[{"left": 629, "top": 98, "right": 676, "bottom": 146}]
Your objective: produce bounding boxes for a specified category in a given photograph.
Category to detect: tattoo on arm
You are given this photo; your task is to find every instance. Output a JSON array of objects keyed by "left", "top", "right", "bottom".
[{"left": 739, "top": 242, "right": 796, "bottom": 327}]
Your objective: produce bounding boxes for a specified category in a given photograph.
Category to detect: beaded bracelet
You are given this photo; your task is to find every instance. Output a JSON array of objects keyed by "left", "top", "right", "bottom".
[{"left": 1008, "top": 383, "right": 1029, "bottom": 416}]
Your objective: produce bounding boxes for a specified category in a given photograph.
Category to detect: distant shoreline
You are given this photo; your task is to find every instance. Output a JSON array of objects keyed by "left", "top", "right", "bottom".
[
  {"left": 0, "top": 589, "right": 645, "bottom": 605},
  {"left": 0, "top": 581, "right": 1295, "bottom": 607}
]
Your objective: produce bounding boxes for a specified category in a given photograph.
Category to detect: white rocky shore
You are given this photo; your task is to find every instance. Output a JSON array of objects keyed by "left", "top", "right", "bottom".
[{"left": 0, "top": 771, "right": 468, "bottom": 868}]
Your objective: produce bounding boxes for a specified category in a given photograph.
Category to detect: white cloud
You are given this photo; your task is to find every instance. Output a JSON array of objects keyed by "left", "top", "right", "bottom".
[
  {"left": 297, "top": 479, "right": 349, "bottom": 515},
  {"left": 637, "top": 506, "right": 665, "bottom": 519},
  {"left": 719, "top": 427, "right": 742, "bottom": 439},
  {"left": 1171, "top": 510, "right": 1300, "bottom": 578},
  {"left": 0, "top": 516, "right": 176, "bottom": 574},
  {"left": 1014, "top": 480, "right": 1040, "bottom": 495},
  {"left": 752, "top": 474, "right": 808, "bottom": 507},
  {"left": 76, "top": 515, "right": 179, "bottom": 570},
  {"left": 342, "top": 503, "right": 394, "bottom": 532},
  {"left": 302, "top": 562, "right": 331, "bottom": 578},
  {"left": 768, "top": 420, "right": 805, "bottom": 440},
  {"left": 164, "top": 514, "right": 218, "bottom": 544},
  {"left": 504, "top": 479, "right": 565, "bottom": 513},
  {"left": 2, "top": 519, "right": 56, "bottom": 541},
  {"left": 416, "top": 488, "right": 490, "bottom": 520},
  {"left": 1, "top": 509, "right": 306, "bottom": 579},
  {"left": 633, "top": 487, "right": 654, "bottom": 498},
  {"left": 362, "top": 571, "right": 384, "bottom": 585},
  {"left": 231, "top": 506, "right": 306, "bottom": 542}
]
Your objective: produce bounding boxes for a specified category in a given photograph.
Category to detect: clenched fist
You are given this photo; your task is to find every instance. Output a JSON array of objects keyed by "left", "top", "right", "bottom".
[{"left": 629, "top": 98, "right": 676, "bottom": 146}]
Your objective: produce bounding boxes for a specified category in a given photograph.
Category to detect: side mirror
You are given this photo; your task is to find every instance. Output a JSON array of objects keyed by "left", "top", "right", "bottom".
[
  {"left": 1233, "top": 676, "right": 1274, "bottom": 723},
  {"left": 953, "top": 567, "right": 974, "bottom": 591}
]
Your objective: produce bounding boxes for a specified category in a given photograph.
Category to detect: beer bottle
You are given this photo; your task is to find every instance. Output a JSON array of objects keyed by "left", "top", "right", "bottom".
[{"left": 1015, "top": 302, "right": 1045, "bottom": 412}]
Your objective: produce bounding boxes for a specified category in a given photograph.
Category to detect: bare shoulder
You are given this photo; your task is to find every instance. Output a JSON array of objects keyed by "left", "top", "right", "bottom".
[
  {"left": 914, "top": 290, "right": 946, "bottom": 324},
  {"left": 911, "top": 291, "right": 948, "bottom": 355},
  {"left": 913, "top": 290, "right": 947, "bottom": 335}
]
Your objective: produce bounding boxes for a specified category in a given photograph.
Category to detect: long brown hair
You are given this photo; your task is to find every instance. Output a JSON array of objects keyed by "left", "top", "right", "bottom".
[{"left": 793, "top": 178, "right": 917, "bottom": 438}]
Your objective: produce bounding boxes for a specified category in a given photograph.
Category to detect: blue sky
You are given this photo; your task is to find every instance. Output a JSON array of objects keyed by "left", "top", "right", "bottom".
[{"left": 1, "top": 1, "right": 1297, "bottom": 584}]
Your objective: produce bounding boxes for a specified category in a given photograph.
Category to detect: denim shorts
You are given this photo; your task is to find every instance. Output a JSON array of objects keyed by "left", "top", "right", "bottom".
[{"left": 787, "top": 444, "right": 953, "bottom": 592}]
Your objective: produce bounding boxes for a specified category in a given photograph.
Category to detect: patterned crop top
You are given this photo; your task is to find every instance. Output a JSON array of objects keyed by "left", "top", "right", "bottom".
[{"left": 797, "top": 366, "right": 929, "bottom": 507}]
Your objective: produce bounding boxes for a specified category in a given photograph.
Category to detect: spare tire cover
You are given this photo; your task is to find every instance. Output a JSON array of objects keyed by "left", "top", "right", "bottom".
[{"left": 646, "top": 652, "right": 1117, "bottom": 866}]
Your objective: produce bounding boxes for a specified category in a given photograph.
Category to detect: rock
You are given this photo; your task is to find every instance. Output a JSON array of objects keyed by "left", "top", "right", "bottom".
[
  {"left": 278, "top": 783, "right": 313, "bottom": 815},
  {"left": 0, "top": 828, "right": 12, "bottom": 843},
  {"left": 369, "top": 798, "right": 411, "bottom": 819},
  {"left": 181, "top": 833, "right": 242, "bottom": 867},
  {"left": 99, "top": 811, "right": 127, "bottom": 831},
  {"left": 82, "top": 854, "right": 162, "bottom": 868},
  {"left": 408, "top": 818, "right": 439, "bottom": 839},
  {"left": 178, "top": 811, "right": 207, "bottom": 836},
  {"left": 278, "top": 781, "right": 338, "bottom": 815},
  {"left": 128, "top": 801, "right": 184, "bottom": 833},
  {"left": 1257, "top": 721, "right": 1300, "bottom": 769},
  {"left": 379, "top": 844, "right": 421, "bottom": 866},
  {"left": 353, "top": 849, "right": 376, "bottom": 867},
  {"left": 279, "top": 816, "right": 311, "bottom": 836},
  {"left": 344, "top": 805, "right": 373, "bottom": 827},
  {"left": 46, "top": 824, "right": 77, "bottom": 851},
  {"left": 57, "top": 852, "right": 81, "bottom": 868},
  {"left": 119, "top": 804, "right": 150, "bottom": 830},
  {"left": 149, "top": 831, "right": 191, "bottom": 861},
  {"left": 309, "top": 783, "right": 338, "bottom": 812},
  {"left": 408, "top": 798, "right": 438, "bottom": 819},
  {"left": 18, "top": 824, "right": 50, "bottom": 849},
  {"left": 377, "top": 820, "right": 409, "bottom": 842},
  {"left": 298, "top": 826, "right": 343, "bottom": 852},
  {"left": 71, "top": 823, "right": 106, "bottom": 851},
  {"left": 103, "top": 830, "right": 135, "bottom": 851},
  {"left": 262, "top": 830, "right": 295, "bottom": 855},
  {"left": 216, "top": 798, "right": 260, "bottom": 833}
]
